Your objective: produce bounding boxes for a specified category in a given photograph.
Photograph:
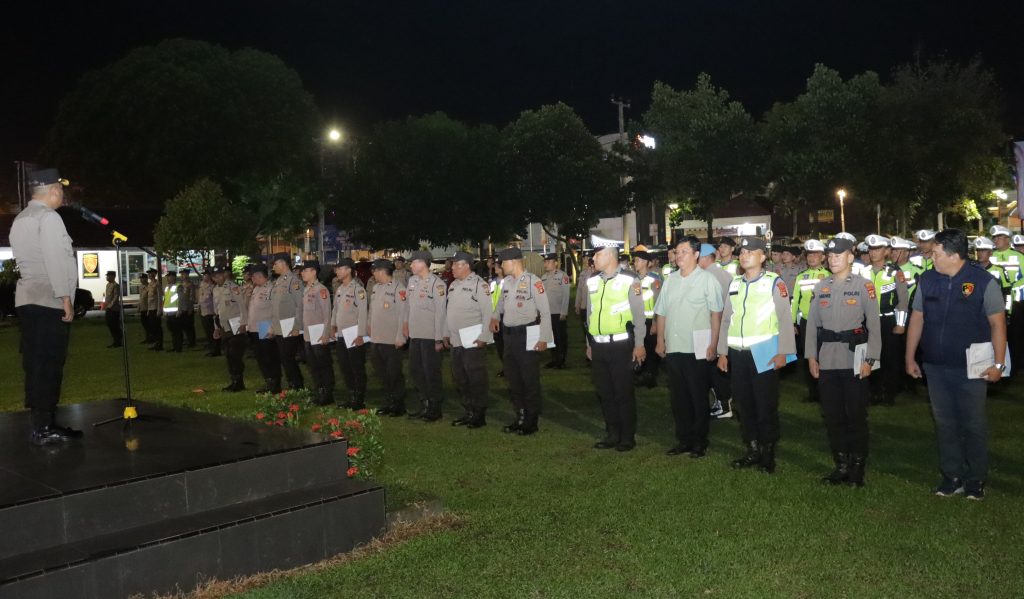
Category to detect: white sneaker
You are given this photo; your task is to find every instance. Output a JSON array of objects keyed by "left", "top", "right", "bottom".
[
  {"left": 716, "top": 399, "right": 733, "bottom": 419},
  {"left": 709, "top": 399, "right": 723, "bottom": 417}
]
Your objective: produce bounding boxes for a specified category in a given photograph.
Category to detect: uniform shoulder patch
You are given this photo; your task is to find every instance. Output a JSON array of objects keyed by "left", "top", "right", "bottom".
[
  {"left": 320, "top": 288, "right": 328, "bottom": 300},
  {"left": 357, "top": 289, "right": 366, "bottom": 301},
  {"left": 534, "top": 281, "right": 545, "bottom": 294},
  {"left": 632, "top": 282, "right": 642, "bottom": 296},
  {"left": 775, "top": 279, "right": 788, "bottom": 298},
  {"left": 896, "top": 270, "right": 905, "bottom": 283},
  {"left": 292, "top": 281, "right": 300, "bottom": 291},
  {"left": 398, "top": 290, "right": 407, "bottom": 301},
  {"left": 653, "top": 279, "right": 661, "bottom": 290},
  {"left": 865, "top": 282, "right": 876, "bottom": 299},
  {"left": 563, "top": 275, "right": 570, "bottom": 284},
  {"left": 232, "top": 287, "right": 240, "bottom": 295},
  {"left": 436, "top": 283, "right": 446, "bottom": 296}
]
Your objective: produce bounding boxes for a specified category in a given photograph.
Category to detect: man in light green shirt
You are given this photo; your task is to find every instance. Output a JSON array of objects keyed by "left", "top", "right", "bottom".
[{"left": 654, "top": 236, "right": 724, "bottom": 458}]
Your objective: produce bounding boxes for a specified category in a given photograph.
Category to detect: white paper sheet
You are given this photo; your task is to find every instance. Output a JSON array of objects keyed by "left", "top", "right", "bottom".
[
  {"left": 966, "top": 342, "right": 1011, "bottom": 379},
  {"left": 692, "top": 329, "right": 711, "bottom": 358},
  {"left": 459, "top": 324, "right": 483, "bottom": 348},
  {"left": 340, "top": 325, "right": 370, "bottom": 349},
  {"left": 525, "top": 325, "right": 554, "bottom": 350},
  {"left": 228, "top": 316, "right": 241, "bottom": 335},
  {"left": 307, "top": 323, "right": 325, "bottom": 345},
  {"left": 853, "top": 343, "right": 882, "bottom": 377},
  {"left": 279, "top": 317, "right": 295, "bottom": 336}
]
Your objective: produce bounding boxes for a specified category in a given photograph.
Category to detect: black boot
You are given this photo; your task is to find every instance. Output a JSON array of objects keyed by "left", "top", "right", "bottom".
[
  {"left": 731, "top": 441, "right": 761, "bottom": 469},
  {"left": 452, "top": 410, "right": 474, "bottom": 426},
  {"left": 223, "top": 377, "right": 245, "bottom": 392},
  {"left": 758, "top": 443, "right": 776, "bottom": 474},
  {"left": 255, "top": 378, "right": 275, "bottom": 394},
  {"left": 420, "top": 402, "right": 443, "bottom": 422},
  {"left": 351, "top": 392, "right": 366, "bottom": 410},
  {"left": 388, "top": 395, "right": 407, "bottom": 417},
  {"left": 847, "top": 454, "right": 866, "bottom": 487},
  {"left": 466, "top": 409, "right": 487, "bottom": 429},
  {"left": 516, "top": 412, "right": 539, "bottom": 436},
  {"left": 407, "top": 398, "right": 427, "bottom": 419},
  {"left": 503, "top": 409, "right": 525, "bottom": 433},
  {"left": 822, "top": 452, "right": 850, "bottom": 485}
]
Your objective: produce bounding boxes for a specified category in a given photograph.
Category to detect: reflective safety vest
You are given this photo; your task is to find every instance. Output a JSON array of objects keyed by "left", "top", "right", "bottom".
[
  {"left": 870, "top": 263, "right": 903, "bottom": 315},
  {"left": 791, "top": 267, "right": 829, "bottom": 323},
  {"left": 909, "top": 254, "right": 933, "bottom": 271},
  {"left": 726, "top": 271, "right": 782, "bottom": 349},
  {"left": 1012, "top": 276, "right": 1024, "bottom": 303},
  {"left": 991, "top": 248, "right": 1024, "bottom": 283},
  {"left": 587, "top": 271, "right": 636, "bottom": 336},
  {"left": 490, "top": 279, "right": 503, "bottom": 312},
  {"left": 639, "top": 272, "right": 661, "bottom": 319},
  {"left": 163, "top": 284, "right": 179, "bottom": 314},
  {"left": 719, "top": 260, "right": 739, "bottom": 276},
  {"left": 899, "top": 262, "right": 923, "bottom": 294},
  {"left": 661, "top": 264, "right": 675, "bottom": 278},
  {"left": 981, "top": 262, "right": 1012, "bottom": 312}
]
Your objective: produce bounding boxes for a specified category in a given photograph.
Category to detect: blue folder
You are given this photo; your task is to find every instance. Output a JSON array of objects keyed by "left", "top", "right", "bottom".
[
  {"left": 257, "top": 320, "right": 271, "bottom": 340},
  {"left": 749, "top": 335, "right": 797, "bottom": 374}
]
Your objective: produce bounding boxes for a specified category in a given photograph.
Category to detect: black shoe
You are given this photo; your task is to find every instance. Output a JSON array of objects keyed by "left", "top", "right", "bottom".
[
  {"left": 407, "top": 404, "right": 426, "bottom": 419},
  {"left": 51, "top": 425, "right": 84, "bottom": 439},
  {"left": 496, "top": 370, "right": 504, "bottom": 378},
  {"left": 466, "top": 415, "right": 487, "bottom": 428},
  {"left": 222, "top": 380, "right": 245, "bottom": 392},
  {"left": 516, "top": 424, "right": 539, "bottom": 436},
  {"left": 688, "top": 447, "right": 707, "bottom": 459},
  {"left": 387, "top": 406, "right": 407, "bottom": 417},
  {"left": 376, "top": 406, "right": 394, "bottom": 416},
  {"left": 615, "top": 441, "right": 636, "bottom": 452},
  {"left": 846, "top": 454, "right": 865, "bottom": 487},
  {"left": 593, "top": 438, "right": 617, "bottom": 450},
  {"left": 666, "top": 444, "right": 693, "bottom": 456},
  {"left": 452, "top": 414, "right": 474, "bottom": 426},
  {"left": 731, "top": 441, "right": 761, "bottom": 469},
  {"left": 420, "top": 410, "right": 443, "bottom": 422},
  {"left": 758, "top": 443, "right": 776, "bottom": 474},
  {"left": 822, "top": 452, "right": 850, "bottom": 485},
  {"left": 503, "top": 410, "right": 525, "bottom": 433},
  {"left": 30, "top": 425, "right": 82, "bottom": 446}
]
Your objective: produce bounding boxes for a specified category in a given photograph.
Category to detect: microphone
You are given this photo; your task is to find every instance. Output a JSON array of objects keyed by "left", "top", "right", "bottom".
[{"left": 71, "top": 203, "right": 110, "bottom": 226}]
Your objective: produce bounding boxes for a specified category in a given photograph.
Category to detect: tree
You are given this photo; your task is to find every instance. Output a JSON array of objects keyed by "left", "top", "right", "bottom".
[
  {"left": 502, "top": 102, "right": 622, "bottom": 243},
  {"left": 762, "top": 65, "right": 883, "bottom": 236},
  {"left": 45, "top": 39, "right": 321, "bottom": 208},
  {"left": 863, "top": 56, "right": 1006, "bottom": 230},
  {"left": 153, "top": 179, "right": 256, "bottom": 261},
  {"left": 339, "top": 112, "right": 515, "bottom": 249},
  {"left": 641, "top": 75, "right": 762, "bottom": 238}
]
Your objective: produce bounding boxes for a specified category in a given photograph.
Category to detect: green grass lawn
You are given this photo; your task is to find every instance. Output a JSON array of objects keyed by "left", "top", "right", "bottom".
[{"left": 2, "top": 314, "right": 1023, "bottom": 598}]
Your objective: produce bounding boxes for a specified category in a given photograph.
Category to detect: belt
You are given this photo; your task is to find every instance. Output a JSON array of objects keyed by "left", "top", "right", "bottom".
[
  {"left": 881, "top": 312, "right": 895, "bottom": 317},
  {"left": 591, "top": 332, "right": 630, "bottom": 343},
  {"left": 502, "top": 324, "right": 529, "bottom": 333}
]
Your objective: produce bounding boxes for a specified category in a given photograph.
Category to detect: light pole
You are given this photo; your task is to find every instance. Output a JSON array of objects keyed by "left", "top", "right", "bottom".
[
  {"left": 318, "top": 127, "right": 343, "bottom": 262},
  {"left": 837, "top": 188, "right": 847, "bottom": 232}
]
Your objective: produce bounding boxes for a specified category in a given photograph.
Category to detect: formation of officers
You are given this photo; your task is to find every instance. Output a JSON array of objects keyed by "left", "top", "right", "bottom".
[{"left": 134, "top": 226, "right": 1022, "bottom": 486}]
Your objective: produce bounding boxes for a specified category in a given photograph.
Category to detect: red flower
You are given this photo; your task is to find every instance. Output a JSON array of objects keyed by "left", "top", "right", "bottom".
[
  {"left": 289, "top": 403, "right": 300, "bottom": 413},
  {"left": 357, "top": 409, "right": 369, "bottom": 415},
  {"left": 346, "top": 446, "right": 360, "bottom": 457},
  {"left": 311, "top": 423, "right": 322, "bottom": 432},
  {"left": 279, "top": 391, "right": 287, "bottom": 399},
  {"left": 255, "top": 412, "right": 265, "bottom": 420},
  {"left": 275, "top": 420, "right": 285, "bottom": 426},
  {"left": 330, "top": 430, "right": 343, "bottom": 439},
  {"left": 276, "top": 411, "right": 286, "bottom": 419},
  {"left": 328, "top": 418, "right": 340, "bottom": 427},
  {"left": 346, "top": 467, "right": 359, "bottom": 478}
]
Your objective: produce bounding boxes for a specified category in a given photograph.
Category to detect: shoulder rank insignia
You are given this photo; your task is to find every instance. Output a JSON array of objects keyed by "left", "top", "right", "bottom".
[
  {"left": 775, "top": 279, "right": 788, "bottom": 298},
  {"left": 865, "top": 282, "right": 876, "bottom": 299},
  {"left": 534, "top": 281, "right": 545, "bottom": 294},
  {"left": 320, "top": 288, "right": 328, "bottom": 300}
]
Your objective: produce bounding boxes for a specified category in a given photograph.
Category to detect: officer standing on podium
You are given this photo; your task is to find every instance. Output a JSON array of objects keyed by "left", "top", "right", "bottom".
[
  {"left": 586, "top": 238, "right": 647, "bottom": 451},
  {"left": 804, "top": 237, "right": 881, "bottom": 487}
]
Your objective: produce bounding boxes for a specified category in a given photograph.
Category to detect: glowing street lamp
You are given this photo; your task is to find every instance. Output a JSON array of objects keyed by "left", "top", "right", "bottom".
[
  {"left": 328, "top": 128, "right": 342, "bottom": 143},
  {"left": 837, "top": 188, "right": 847, "bottom": 232}
]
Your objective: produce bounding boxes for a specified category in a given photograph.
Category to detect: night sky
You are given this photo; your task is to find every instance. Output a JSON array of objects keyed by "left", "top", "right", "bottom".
[{"left": 3, "top": 0, "right": 1022, "bottom": 197}]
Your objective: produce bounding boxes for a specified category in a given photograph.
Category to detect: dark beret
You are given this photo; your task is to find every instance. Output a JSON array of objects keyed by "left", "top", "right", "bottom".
[
  {"left": 335, "top": 258, "right": 355, "bottom": 269},
  {"left": 211, "top": 265, "right": 228, "bottom": 274},
  {"left": 105, "top": 270, "right": 116, "bottom": 276},
  {"left": 301, "top": 260, "right": 320, "bottom": 272},
  {"left": 371, "top": 259, "right": 394, "bottom": 271},
  {"left": 452, "top": 251, "right": 475, "bottom": 264},
  {"left": 250, "top": 264, "right": 269, "bottom": 276},
  {"left": 541, "top": 252, "right": 558, "bottom": 261},
  {"left": 410, "top": 250, "right": 433, "bottom": 264},
  {"left": 497, "top": 247, "right": 523, "bottom": 261},
  {"left": 272, "top": 252, "right": 290, "bottom": 264}
]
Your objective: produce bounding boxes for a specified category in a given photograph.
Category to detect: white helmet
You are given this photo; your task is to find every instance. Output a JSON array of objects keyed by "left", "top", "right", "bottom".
[
  {"left": 915, "top": 229, "right": 936, "bottom": 242},
  {"left": 1013, "top": 234, "right": 1024, "bottom": 246},
  {"left": 973, "top": 236, "right": 996, "bottom": 250},
  {"left": 835, "top": 231, "right": 857, "bottom": 243},
  {"left": 889, "top": 236, "right": 915, "bottom": 250},
  {"left": 803, "top": 239, "right": 825, "bottom": 253},
  {"left": 865, "top": 234, "right": 890, "bottom": 248},
  {"left": 990, "top": 225, "right": 1012, "bottom": 237}
]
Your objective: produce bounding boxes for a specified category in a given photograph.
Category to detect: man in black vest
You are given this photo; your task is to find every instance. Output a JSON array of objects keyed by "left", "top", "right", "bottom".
[{"left": 905, "top": 228, "right": 1007, "bottom": 501}]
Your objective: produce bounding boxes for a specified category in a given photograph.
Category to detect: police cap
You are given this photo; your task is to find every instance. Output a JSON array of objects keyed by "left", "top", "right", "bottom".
[
  {"left": 826, "top": 238, "right": 856, "bottom": 254},
  {"left": 497, "top": 247, "right": 523, "bottom": 261},
  {"left": 738, "top": 237, "right": 766, "bottom": 252},
  {"left": 452, "top": 251, "right": 475, "bottom": 264}
]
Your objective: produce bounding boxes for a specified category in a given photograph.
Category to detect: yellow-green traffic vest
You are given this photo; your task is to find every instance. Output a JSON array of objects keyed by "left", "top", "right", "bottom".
[
  {"left": 791, "top": 266, "right": 829, "bottom": 323},
  {"left": 720, "top": 259, "right": 739, "bottom": 276},
  {"left": 587, "top": 271, "right": 636, "bottom": 336},
  {"left": 726, "top": 271, "right": 781, "bottom": 349},
  {"left": 163, "top": 284, "right": 179, "bottom": 314},
  {"left": 490, "top": 279, "right": 503, "bottom": 312},
  {"left": 991, "top": 248, "right": 1024, "bottom": 283},
  {"left": 870, "top": 263, "right": 901, "bottom": 315},
  {"left": 639, "top": 272, "right": 660, "bottom": 319}
]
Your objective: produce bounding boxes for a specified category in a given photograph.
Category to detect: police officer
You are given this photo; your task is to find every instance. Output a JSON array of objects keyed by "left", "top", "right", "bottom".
[
  {"left": 805, "top": 237, "right": 881, "bottom": 487},
  {"left": 489, "top": 247, "right": 553, "bottom": 435},
  {"left": 716, "top": 237, "right": 796, "bottom": 474},
  {"left": 586, "top": 239, "right": 647, "bottom": 451},
  {"left": 890, "top": 237, "right": 922, "bottom": 296},
  {"left": 369, "top": 259, "right": 409, "bottom": 416},
  {"left": 242, "top": 265, "right": 258, "bottom": 358},
  {"left": 405, "top": 250, "right": 448, "bottom": 421},
  {"left": 791, "top": 239, "right": 829, "bottom": 403},
  {"left": 10, "top": 168, "right": 82, "bottom": 445},
  {"left": 990, "top": 226, "right": 1024, "bottom": 368},
  {"left": 146, "top": 268, "right": 164, "bottom": 350},
  {"left": 974, "top": 237, "right": 1012, "bottom": 309},
  {"left": 865, "top": 234, "right": 909, "bottom": 406},
  {"left": 301, "top": 261, "right": 335, "bottom": 406},
  {"left": 911, "top": 229, "right": 936, "bottom": 270},
  {"left": 179, "top": 268, "right": 197, "bottom": 348},
  {"left": 332, "top": 259, "right": 369, "bottom": 409},
  {"left": 104, "top": 270, "right": 123, "bottom": 348},
  {"left": 198, "top": 269, "right": 220, "bottom": 356},
  {"left": 392, "top": 255, "right": 411, "bottom": 287},
  {"left": 248, "top": 263, "right": 281, "bottom": 394},
  {"left": 631, "top": 247, "right": 662, "bottom": 388},
  {"left": 716, "top": 237, "right": 739, "bottom": 275},
  {"left": 777, "top": 243, "right": 803, "bottom": 294},
  {"left": 162, "top": 271, "right": 184, "bottom": 352},
  {"left": 661, "top": 248, "right": 676, "bottom": 278},
  {"left": 444, "top": 251, "right": 494, "bottom": 428},
  {"left": 212, "top": 265, "right": 248, "bottom": 391},
  {"left": 269, "top": 253, "right": 305, "bottom": 390},
  {"left": 490, "top": 259, "right": 506, "bottom": 375},
  {"left": 138, "top": 272, "right": 152, "bottom": 344},
  {"left": 541, "top": 252, "right": 571, "bottom": 369},
  {"left": 575, "top": 252, "right": 595, "bottom": 342}
]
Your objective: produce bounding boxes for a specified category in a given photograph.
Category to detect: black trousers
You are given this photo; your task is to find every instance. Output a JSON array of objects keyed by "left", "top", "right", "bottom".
[
  {"left": 304, "top": 342, "right": 335, "bottom": 392},
  {"left": 180, "top": 311, "right": 196, "bottom": 346},
  {"left": 1010, "top": 301, "right": 1024, "bottom": 378},
  {"left": 639, "top": 319, "right": 660, "bottom": 379},
  {"left": 371, "top": 342, "right": 406, "bottom": 406},
  {"left": 336, "top": 342, "right": 368, "bottom": 397},
  {"left": 201, "top": 314, "right": 217, "bottom": 351},
  {"left": 276, "top": 335, "right": 305, "bottom": 389},
  {"left": 18, "top": 305, "right": 71, "bottom": 425},
  {"left": 408, "top": 338, "right": 444, "bottom": 406},
  {"left": 665, "top": 352, "right": 712, "bottom": 448},
  {"left": 550, "top": 315, "right": 568, "bottom": 365},
  {"left": 166, "top": 312, "right": 183, "bottom": 351},
  {"left": 728, "top": 348, "right": 780, "bottom": 445},
  {"left": 494, "top": 330, "right": 504, "bottom": 363},
  {"left": 222, "top": 332, "right": 247, "bottom": 378},
  {"left": 796, "top": 319, "right": 819, "bottom": 401},
  {"left": 140, "top": 309, "right": 151, "bottom": 342},
  {"left": 502, "top": 326, "right": 542, "bottom": 416},
  {"left": 254, "top": 338, "right": 282, "bottom": 384},
  {"left": 819, "top": 369, "right": 870, "bottom": 456},
  {"left": 591, "top": 337, "right": 636, "bottom": 444},
  {"left": 105, "top": 309, "right": 122, "bottom": 345},
  {"left": 709, "top": 358, "right": 732, "bottom": 407},
  {"left": 451, "top": 346, "right": 489, "bottom": 413},
  {"left": 871, "top": 315, "right": 903, "bottom": 401},
  {"left": 147, "top": 310, "right": 163, "bottom": 347}
]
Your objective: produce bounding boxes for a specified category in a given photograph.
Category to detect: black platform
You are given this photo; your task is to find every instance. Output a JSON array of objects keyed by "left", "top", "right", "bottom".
[{"left": 0, "top": 401, "right": 386, "bottom": 599}]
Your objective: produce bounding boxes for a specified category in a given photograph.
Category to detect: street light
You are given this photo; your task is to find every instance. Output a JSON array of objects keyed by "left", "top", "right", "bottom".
[
  {"left": 328, "top": 128, "right": 342, "bottom": 143},
  {"left": 837, "top": 188, "right": 847, "bottom": 232},
  {"left": 318, "top": 127, "right": 344, "bottom": 262}
]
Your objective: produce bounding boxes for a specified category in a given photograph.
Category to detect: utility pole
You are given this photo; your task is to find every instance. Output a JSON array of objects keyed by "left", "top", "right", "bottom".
[{"left": 611, "top": 96, "right": 631, "bottom": 248}]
